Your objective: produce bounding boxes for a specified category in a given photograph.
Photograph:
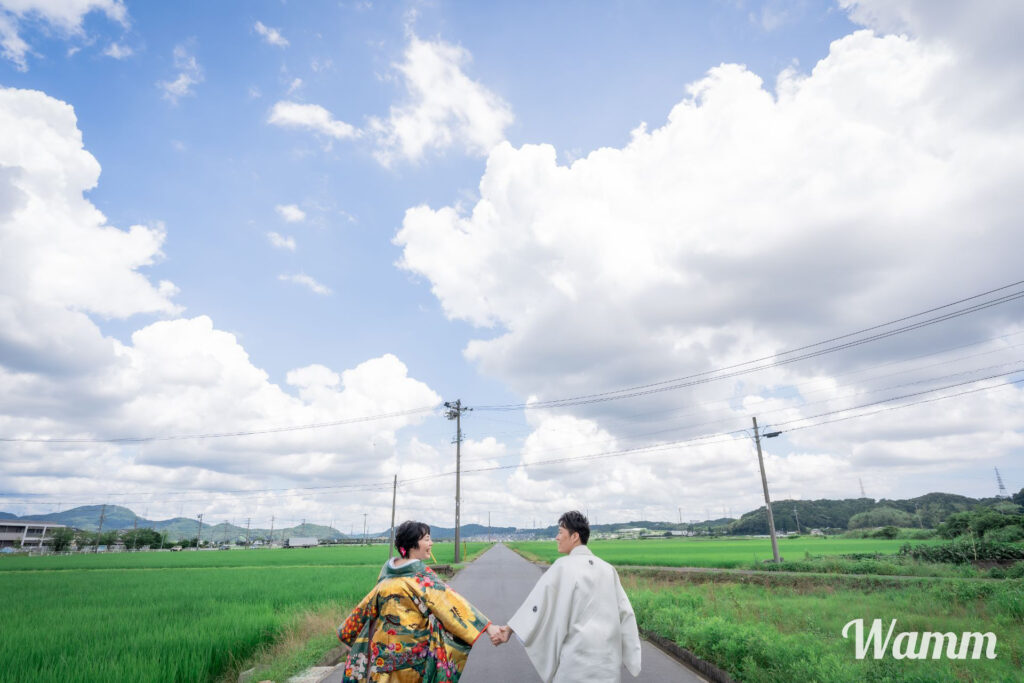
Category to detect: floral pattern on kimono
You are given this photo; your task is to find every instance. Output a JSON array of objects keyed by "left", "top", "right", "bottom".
[{"left": 338, "top": 559, "right": 490, "bottom": 683}]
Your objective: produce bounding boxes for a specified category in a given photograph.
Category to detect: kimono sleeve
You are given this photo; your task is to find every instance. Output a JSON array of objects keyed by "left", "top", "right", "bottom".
[
  {"left": 615, "top": 571, "right": 642, "bottom": 676},
  {"left": 337, "top": 587, "right": 379, "bottom": 646},
  {"left": 507, "top": 562, "right": 568, "bottom": 682},
  {"left": 422, "top": 577, "right": 491, "bottom": 645}
]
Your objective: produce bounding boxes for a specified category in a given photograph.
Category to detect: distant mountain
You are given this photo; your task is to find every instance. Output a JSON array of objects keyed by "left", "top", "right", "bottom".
[
  {"left": 4, "top": 490, "right": 1019, "bottom": 541},
  {"left": 426, "top": 524, "right": 517, "bottom": 539},
  {"left": 0, "top": 505, "right": 348, "bottom": 542}
]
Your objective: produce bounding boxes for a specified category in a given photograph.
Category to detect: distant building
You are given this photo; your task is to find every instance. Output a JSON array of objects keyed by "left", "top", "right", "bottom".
[
  {"left": 285, "top": 537, "right": 319, "bottom": 548},
  {"left": 617, "top": 527, "right": 647, "bottom": 539},
  {"left": 0, "top": 520, "right": 68, "bottom": 548}
]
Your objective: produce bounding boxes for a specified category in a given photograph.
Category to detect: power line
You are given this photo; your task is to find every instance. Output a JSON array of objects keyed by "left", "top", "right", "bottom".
[
  {"left": 401, "top": 370, "right": 1024, "bottom": 484},
  {"left": 7, "top": 371, "right": 1021, "bottom": 509},
  {"left": 474, "top": 280, "right": 1024, "bottom": 411},
  {"left": 0, "top": 406, "right": 439, "bottom": 444},
  {"left": 455, "top": 357, "right": 1024, "bottom": 466}
]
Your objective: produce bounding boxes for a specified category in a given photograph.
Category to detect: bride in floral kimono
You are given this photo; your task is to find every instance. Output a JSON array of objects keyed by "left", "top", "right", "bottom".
[{"left": 338, "top": 520, "right": 502, "bottom": 682}]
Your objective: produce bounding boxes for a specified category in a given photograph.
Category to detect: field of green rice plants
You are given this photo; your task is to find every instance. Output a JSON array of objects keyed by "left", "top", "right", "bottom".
[
  {"left": 625, "top": 572, "right": 1024, "bottom": 682},
  {"left": 0, "top": 543, "right": 490, "bottom": 683},
  {"left": 0, "top": 541, "right": 481, "bottom": 572},
  {"left": 508, "top": 536, "right": 942, "bottom": 568}
]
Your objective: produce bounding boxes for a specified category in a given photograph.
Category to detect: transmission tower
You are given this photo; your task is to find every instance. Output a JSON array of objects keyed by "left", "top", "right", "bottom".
[
  {"left": 859, "top": 478, "right": 866, "bottom": 498},
  {"left": 995, "top": 468, "right": 1009, "bottom": 498}
]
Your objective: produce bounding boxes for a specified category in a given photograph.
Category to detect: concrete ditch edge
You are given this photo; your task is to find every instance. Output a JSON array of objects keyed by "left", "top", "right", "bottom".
[{"left": 639, "top": 629, "right": 737, "bottom": 683}]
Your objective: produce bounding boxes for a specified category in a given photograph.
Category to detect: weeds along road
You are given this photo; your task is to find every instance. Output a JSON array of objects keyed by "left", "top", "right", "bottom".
[{"left": 451, "top": 543, "right": 707, "bottom": 682}]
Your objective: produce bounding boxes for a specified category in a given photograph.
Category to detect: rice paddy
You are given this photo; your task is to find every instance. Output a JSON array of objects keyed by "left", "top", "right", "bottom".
[
  {"left": 0, "top": 542, "right": 490, "bottom": 683},
  {"left": 508, "top": 535, "right": 943, "bottom": 568}
]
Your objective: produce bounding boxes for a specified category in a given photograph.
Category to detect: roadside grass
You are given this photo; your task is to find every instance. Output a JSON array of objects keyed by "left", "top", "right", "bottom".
[
  {"left": 216, "top": 607, "right": 349, "bottom": 683},
  {"left": 0, "top": 543, "right": 491, "bottom": 683},
  {"left": 624, "top": 571, "right": 1024, "bottom": 682}
]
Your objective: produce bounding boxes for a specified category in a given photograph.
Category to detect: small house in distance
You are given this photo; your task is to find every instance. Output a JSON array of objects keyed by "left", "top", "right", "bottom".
[{"left": 285, "top": 537, "right": 318, "bottom": 548}]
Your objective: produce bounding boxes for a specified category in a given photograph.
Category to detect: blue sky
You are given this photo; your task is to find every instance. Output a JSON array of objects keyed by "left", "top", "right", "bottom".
[{"left": 1, "top": 0, "right": 1022, "bottom": 532}]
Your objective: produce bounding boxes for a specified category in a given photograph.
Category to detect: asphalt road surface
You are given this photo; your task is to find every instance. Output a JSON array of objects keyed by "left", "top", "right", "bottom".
[{"left": 451, "top": 543, "right": 707, "bottom": 682}]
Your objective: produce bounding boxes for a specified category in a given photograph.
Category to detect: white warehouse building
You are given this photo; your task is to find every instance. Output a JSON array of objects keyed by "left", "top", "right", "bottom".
[{"left": 0, "top": 520, "right": 68, "bottom": 548}]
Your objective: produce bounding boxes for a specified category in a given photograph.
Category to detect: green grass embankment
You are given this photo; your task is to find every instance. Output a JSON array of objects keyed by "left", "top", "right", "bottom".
[{"left": 625, "top": 572, "right": 1024, "bottom": 682}]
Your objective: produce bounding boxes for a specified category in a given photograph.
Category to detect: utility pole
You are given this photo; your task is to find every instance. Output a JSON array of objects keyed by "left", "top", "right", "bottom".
[
  {"left": 195, "top": 513, "right": 203, "bottom": 551},
  {"left": 444, "top": 399, "right": 471, "bottom": 563},
  {"left": 269, "top": 516, "right": 275, "bottom": 546},
  {"left": 245, "top": 518, "right": 251, "bottom": 548},
  {"left": 389, "top": 475, "right": 397, "bottom": 559},
  {"left": 488, "top": 511, "right": 491, "bottom": 543},
  {"left": 132, "top": 515, "right": 138, "bottom": 551},
  {"left": 94, "top": 504, "right": 107, "bottom": 553},
  {"left": 753, "top": 417, "right": 781, "bottom": 563},
  {"left": 363, "top": 513, "right": 368, "bottom": 545},
  {"left": 793, "top": 507, "right": 800, "bottom": 534}
]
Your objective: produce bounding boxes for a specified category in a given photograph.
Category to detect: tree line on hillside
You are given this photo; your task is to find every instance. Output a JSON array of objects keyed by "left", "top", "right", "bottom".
[{"left": 729, "top": 489, "right": 1024, "bottom": 535}]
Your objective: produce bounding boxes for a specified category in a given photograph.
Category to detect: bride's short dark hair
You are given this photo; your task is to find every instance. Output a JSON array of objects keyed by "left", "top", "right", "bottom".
[{"left": 395, "top": 520, "right": 431, "bottom": 557}]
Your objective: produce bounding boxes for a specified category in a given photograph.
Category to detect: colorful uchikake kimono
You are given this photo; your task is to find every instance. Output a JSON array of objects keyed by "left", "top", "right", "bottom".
[{"left": 338, "top": 558, "right": 491, "bottom": 683}]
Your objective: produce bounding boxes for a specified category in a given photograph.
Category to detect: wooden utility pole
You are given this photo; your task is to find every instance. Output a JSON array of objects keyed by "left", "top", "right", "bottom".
[
  {"left": 444, "top": 399, "right": 470, "bottom": 563},
  {"left": 195, "top": 513, "right": 203, "bottom": 551},
  {"left": 753, "top": 417, "right": 781, "bottom": 563},
  {"left": 94, "top": 504, "right": 107, "bottom": 553},
  {"left": 389, "top": 475, "right": 398, "bottom": 559}
]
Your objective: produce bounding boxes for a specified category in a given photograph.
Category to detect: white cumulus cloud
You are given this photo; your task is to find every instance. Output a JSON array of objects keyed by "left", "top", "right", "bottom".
[
  {"left": 275, "top": 204, "right": 306, "bottom": 223},
  {"left": 0, "top": 0, "right": 127, "bottom": 70},
  {"left": 103, "top": 42, "right": 132, "bottom": 59},
  {"left": 278, "top": 273, "right": 331, "bottom": 295},
  {"left": 0, "top": 85, "right": 443, "bottom": 526},
  {"left": 266, "top": 231, "right": 295, "bottom": 251},
  {"left": 268, "top": 101, "right": 359, "bottom": 140},
  {"left": 254, "top": 20, "right": 288, "bottom": 47},
  {"left": 369, "top": 34, "right": 513, "bottom": 166},
  {"left": 158, "top": 44, "right": 203, "bottom": 103},
  {"left": 394, "top": 4, "right": 1024, "bottom": 512}
]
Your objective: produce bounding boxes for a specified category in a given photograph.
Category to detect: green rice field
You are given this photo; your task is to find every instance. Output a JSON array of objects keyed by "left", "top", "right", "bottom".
[
  {"left": 0, "top": 543, "right": 490, "bottom": 683},
  {"left": 509, "top": 537, "right": 1022, "bottom": 680},
  {"left": 508, "top": 536, "right": 943, "bottom": 568}
]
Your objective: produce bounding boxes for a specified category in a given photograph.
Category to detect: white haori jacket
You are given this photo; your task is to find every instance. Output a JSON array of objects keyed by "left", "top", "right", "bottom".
[{"left": 508, "top": 545, "right": 642, "bottom": 682}]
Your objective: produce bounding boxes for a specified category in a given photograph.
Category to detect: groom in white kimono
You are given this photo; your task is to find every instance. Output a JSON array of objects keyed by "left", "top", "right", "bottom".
[{"left": 500, "top": 510, "right": 642, "bottom": 682}]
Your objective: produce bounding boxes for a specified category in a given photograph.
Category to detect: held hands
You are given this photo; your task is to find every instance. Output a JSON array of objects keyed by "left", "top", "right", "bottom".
[{"left": 486, "top": 623, "right": 513, "bottom": 646}]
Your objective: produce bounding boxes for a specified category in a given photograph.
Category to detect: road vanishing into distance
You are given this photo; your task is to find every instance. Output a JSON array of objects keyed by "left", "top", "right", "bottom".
[{"left": 452, "top": 543, "right": 707, "bottom": 682}]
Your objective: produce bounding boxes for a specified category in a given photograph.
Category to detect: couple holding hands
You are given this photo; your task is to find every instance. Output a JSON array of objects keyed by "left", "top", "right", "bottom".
[{"left": 338, "top": 511, "right": 642, "bottom": 683}]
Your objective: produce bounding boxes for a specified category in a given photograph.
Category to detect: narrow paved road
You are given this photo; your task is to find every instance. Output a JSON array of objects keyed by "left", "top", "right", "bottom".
[{"left": 451, "top": 543, "right": 707, "bottom": 682}]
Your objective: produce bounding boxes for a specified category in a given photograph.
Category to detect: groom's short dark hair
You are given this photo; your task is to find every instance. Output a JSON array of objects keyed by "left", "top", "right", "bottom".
[{"left": 558, "top": 510, "right": 590, "bottom": 545}]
